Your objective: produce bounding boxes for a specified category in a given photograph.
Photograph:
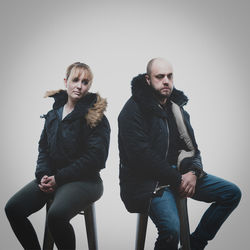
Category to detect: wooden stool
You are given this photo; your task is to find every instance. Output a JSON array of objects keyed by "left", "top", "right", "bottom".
[
  {"left": 43, "top": 201, "right": 98, "bottom": 250},
  {"left": 135, "top": 198, "right": 191, "bottom": 250}
]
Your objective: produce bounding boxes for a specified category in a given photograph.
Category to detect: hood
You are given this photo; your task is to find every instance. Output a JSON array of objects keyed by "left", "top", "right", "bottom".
[
  {"left": 131, "top": 74, "right": 188, "bottom": 117},
  {"left": 44, "top": 89, "right": 107, "bottom": 128}
]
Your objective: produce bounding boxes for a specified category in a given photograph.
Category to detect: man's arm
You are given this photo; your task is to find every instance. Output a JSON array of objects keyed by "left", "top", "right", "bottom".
[
  {"left": 118, "top": 101, "right": 182, "bottom": 189},
  {"left": 180, "top": 109, "right": 206, "bottom": 178}
]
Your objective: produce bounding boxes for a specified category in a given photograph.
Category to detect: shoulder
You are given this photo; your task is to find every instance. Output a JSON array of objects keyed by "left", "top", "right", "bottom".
[
  {"left": 119, "top": 97, "right": 141, "bottom": 120},
  {"left": 181, "top": 107, "right": 190, "bottom": 120},
  {"left": 40, "top": 109, "right": 55, "bottom": 121},
  {"left": 96, "top": 114, "right": 110, "bottom": 131},
  {"left": 85, "top": 93, "right": 109, "bottom": 129}
]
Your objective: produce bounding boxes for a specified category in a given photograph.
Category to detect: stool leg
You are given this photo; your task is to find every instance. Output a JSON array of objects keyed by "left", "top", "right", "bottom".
[
  {"left": 43, "top": 201, "right": 54, "bottom": 250},
  {"left": 135, "top": 213, "right": 148, "bottom": 250},
  {"left": 84, "top": 203, "right": 98, "bottom": 250},
  {"left": 177, "top": 198, "right": 191, "bottom": 250}
]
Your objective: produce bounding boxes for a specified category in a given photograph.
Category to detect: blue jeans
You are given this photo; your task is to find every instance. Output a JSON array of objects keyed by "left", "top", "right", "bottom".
[{"left": 149, "top": 174, "right": 241, "bottom": 250}]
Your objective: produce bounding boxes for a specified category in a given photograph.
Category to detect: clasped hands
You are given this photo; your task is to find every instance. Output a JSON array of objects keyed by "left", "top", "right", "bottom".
[
  {"left": 39, "top": 175, "right": 56, "bottom": 193},
  {"left": 179, "top": 171, "right": 197, "bottom": 198}
]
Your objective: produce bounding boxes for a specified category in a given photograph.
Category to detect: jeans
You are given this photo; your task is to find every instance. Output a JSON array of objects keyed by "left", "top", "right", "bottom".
[
  {"left": 5, "top": 179, "right": 103, "bottom": 250},
  {"left": 149, "top": 174, "right": 241, "bottom": 250}
]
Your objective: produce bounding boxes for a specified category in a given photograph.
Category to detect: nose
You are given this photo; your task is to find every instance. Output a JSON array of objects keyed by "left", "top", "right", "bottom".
[
  {"left": 76, "top": 80, "right": 82, "bottom": 89},
  {"left": 163, "top": 75, "right": 169, "bottom": 85}
]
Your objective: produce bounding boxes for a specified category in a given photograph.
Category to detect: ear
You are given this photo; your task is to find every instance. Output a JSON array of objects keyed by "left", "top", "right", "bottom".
[
  {"left": 145, "top": 74, "right": 150, "bottom": 85},
  {"left": 64, "top": 78, "right": 67, "bottom": 88}
]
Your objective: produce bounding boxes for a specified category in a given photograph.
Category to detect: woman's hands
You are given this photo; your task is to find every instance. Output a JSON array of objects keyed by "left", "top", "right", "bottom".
[
  {"left": 179, "top": 171, "right": 197, "bottom": 198},
  {"left": 39, "top": 175, "right": 56, "bottom": 193}
]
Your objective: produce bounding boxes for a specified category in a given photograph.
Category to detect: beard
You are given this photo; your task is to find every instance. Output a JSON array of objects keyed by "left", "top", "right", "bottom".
[{"left": 149, "top": 84, "right": 173, "bottom": 101}]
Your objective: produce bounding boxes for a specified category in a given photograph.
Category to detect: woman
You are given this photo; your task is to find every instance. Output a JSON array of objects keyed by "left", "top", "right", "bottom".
[{"left": 5, "top": 62, "right": 110, "bottom": 249}]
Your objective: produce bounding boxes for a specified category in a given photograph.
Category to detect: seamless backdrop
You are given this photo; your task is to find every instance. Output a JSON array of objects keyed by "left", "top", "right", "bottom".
[{"left": 0, "top": 0, "right": 249, "bottom": 249}]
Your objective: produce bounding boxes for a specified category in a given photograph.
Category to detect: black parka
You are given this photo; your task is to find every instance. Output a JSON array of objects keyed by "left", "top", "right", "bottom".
[
  {"left": 118, "top": 74, "right": 204, "bottom": 213},
  {"left": 35, "top": 90, "right": 110, "bottom": 186}
]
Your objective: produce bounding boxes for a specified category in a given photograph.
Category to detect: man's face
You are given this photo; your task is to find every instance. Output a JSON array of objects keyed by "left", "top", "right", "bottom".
[{"left": 146, "top": 59, "right": 174, "bottom": 100}]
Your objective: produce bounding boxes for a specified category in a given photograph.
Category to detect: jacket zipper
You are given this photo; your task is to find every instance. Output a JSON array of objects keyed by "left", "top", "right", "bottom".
[{"left": 153, "top": 115, "right": 170, "bottom": 195}]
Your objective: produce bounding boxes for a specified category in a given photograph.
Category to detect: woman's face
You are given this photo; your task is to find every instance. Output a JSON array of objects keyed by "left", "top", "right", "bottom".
[{"left": 64, "top": 69, "right": 90, "bottom": 102}]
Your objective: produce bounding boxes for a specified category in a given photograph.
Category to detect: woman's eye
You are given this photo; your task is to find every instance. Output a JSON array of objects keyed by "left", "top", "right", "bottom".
[
  {"left": 82, "top": 79, "right": 89, "bottom": 85},
  {"left": 72, "top": 78, "right": 79, "bottom": 82}
]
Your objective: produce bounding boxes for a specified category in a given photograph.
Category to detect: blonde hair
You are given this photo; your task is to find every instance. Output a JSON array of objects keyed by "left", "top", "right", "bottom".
[{"left": 66, "top": 62, "right": 94, "bottom": 89}]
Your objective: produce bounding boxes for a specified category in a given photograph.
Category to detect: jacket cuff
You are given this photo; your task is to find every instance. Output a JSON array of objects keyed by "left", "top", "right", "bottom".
[
  {"left": 159, "top": 167, "right": 182, "bottom": 189},
  {"left": 187, "top": 166, "right": 206, "bottom": 179},
  {"left": 54, "top": 173, "right": 64, "bottom": 186}
]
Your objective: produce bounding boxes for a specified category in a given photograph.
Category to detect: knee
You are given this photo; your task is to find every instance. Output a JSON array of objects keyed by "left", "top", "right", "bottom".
[
  {"left": 158, "top": 224, "right": 180, "bottom": 245},
  {"left": 157, "top": 228, "right": 180, "bottom": 249},
  {"left": 222, "top": 183, "right": 242, "bottom": 207},
  {"left": 5, "top": 198, "right": 22, "bottom": 219},
  {"left": 5, "top": 200, "right": 14, "bottom": 218},
  {"left": 231, "top": 184, "right": 242, "bottom": 206}
]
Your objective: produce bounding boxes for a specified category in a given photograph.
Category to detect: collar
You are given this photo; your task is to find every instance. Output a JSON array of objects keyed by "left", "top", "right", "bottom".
[{"left": 131, "top": 74, "right": 188, "bottom": 117}]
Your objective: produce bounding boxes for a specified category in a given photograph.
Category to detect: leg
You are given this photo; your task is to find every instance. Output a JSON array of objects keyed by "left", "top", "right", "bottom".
[
  {"left": 43, "top": 200, "right": 54, "bottom": 250},
  {"left": 149, "top": 187, "right": 180, "bottom": 250},
  {"left": 47, "top": 179, "right": 103, "bottom": 250},
  {"left": 5, "top": 180, "right": 51, "bottom": 250},
  {"left": 191, "top": 174, "right": 241, "bottom": 249}
]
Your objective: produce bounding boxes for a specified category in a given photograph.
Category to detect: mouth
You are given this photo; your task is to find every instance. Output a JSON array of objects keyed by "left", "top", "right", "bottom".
[{"left": 161, "top": 87, "right": 170, "bottom": 91}]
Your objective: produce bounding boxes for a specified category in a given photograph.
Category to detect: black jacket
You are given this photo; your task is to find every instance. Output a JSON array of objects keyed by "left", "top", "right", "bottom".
[
  {"left": 35, "top": 89, "right": 110, "bottom": 186},
  {"left": 118, "top": 74, "right": 204, "bottom": 213}
]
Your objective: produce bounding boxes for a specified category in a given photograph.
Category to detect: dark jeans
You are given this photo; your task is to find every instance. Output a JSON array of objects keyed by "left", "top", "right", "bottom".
[
  {"left": 149, "top": 174, "right": 241, "bottom": 250},
  {"left": 5, "top": 179, "right": 103, "bottom": 250}
]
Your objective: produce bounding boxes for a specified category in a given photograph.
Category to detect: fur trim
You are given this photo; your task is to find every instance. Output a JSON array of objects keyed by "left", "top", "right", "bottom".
[
  {"left": 131, "top": 74, "right": 188, "bottom": 117},
  {"left": 85, "top": 93, "right": 107, "bottom": 128},
  {"left": 44, "top": 89, "right": 107, "bottom": 128},
  {"left": 44, "top": 89, "right": 64, "bottom": 98}
]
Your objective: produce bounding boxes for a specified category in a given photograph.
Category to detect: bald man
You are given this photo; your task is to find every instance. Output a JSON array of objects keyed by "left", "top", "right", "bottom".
[{"left": 118, "top": 58, "right": 241, "bottom": 250}]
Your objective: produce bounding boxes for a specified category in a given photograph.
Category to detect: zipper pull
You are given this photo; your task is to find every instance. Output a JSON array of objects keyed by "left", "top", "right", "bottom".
[{"left": 40, "top": 114, "right": 47, "bottom": 119}]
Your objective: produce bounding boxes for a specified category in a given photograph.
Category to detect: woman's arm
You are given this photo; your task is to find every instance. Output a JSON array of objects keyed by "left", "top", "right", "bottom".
[{"left": 35, "top": 123, "right": 54, "bottom": 183}]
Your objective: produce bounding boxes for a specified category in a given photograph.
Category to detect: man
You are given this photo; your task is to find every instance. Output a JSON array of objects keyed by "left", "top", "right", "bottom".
[{"left": 118, "top": 58, "right": 241, "bottom": 250}]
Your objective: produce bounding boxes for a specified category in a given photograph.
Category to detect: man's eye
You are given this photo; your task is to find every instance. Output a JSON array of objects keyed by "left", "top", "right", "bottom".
[
  {"left": 82, "top": 79, "right": 89, "bottom": 85},
  {"left": 156, "top": 75, "right": 164, "bottom": 79},
  {"left": 168, "top": 74, "right": 173, "bottom": 80}
]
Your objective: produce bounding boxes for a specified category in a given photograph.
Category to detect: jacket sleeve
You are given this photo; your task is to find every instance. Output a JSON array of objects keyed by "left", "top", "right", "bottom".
[
  {"left": 118, "top": 102, "right": 182, "bottom": 189},
  {"left": 35, "top": 122, "right": 54, "bottom": 183},
  {"left": 54, "top": 116, "right": 110, "bottom": 186},
  {"left": 180, "top": 110, "right": 206, "bottom": 178}
]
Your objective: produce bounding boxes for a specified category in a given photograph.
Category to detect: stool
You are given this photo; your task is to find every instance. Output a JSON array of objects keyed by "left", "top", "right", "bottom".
[
  {"left": 135, "top": 198, "right": 191, "bottom": 250},
  {"left": 43, "top": 201, "right": 98, "bottom": 250}
]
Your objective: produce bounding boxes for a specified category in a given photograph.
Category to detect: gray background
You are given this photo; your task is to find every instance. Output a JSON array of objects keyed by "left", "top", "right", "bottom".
[{"left": 1, "top": 0, "right": 249, "bottom": 249}]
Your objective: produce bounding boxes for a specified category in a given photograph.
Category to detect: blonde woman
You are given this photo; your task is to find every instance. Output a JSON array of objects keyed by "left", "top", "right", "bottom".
[{"left": 5, "top": 62, "right": 110, "bottom": 250}]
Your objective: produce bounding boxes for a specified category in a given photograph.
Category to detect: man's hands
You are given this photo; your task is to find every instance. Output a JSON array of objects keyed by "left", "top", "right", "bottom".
[
  {"left": 179, "top": 171, "right": 197, "bottom": 198},
  {"left": 39, "top": 175, "right": 56, "bottom": 193}
]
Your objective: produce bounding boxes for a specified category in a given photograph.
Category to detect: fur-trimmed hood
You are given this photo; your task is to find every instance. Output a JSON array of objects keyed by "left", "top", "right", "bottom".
[
  {"left": 44, "top": 89, "right": 107, "bottom": 128},
  {"left": 131, "top": 74, "right": 188, "bottom": 117}
]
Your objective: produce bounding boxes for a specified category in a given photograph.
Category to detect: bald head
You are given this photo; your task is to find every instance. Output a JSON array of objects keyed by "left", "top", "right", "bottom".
[
  {"left": 145, "top": 58, "right": 174, "bottom": 104},
  {"left": 146, "top": 58, "right": 173, "bottom": 76}
]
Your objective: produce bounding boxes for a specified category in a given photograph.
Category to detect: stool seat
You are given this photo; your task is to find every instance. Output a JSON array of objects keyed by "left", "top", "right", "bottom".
[
  {"left": 43, "top": 201, "right": 98, "bottom": 250},
  {"left": 135, "top": 197, "right": 191, "bottom": 250}
]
